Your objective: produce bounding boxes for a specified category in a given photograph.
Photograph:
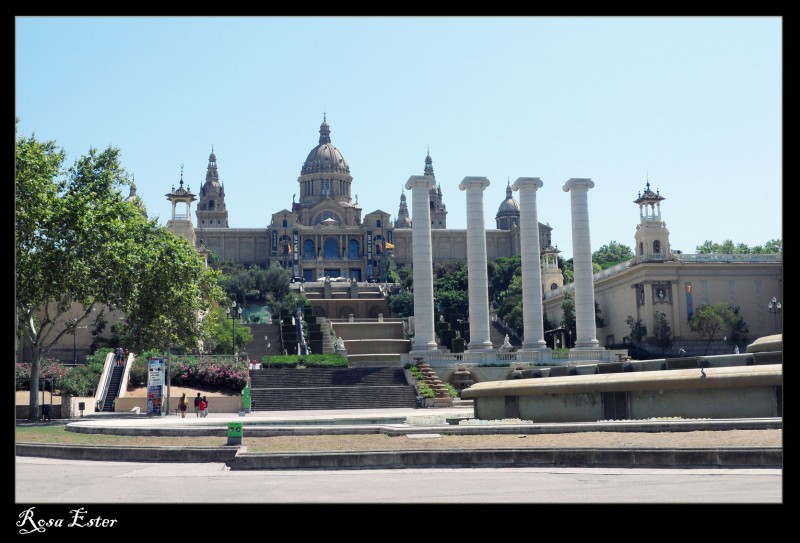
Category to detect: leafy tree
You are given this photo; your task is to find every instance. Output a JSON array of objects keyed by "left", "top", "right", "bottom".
[
  {"left": 625, "top": 315, "right": 646, "bottom": 347},
  {"left": 387, "top": 289, "right": 415, "bottom": 318},
  {"left": 496, "top": 274, "right": 522, "bottom": 324},
  {"left": 396, "top": 265, "right": 413, "bottom": 290},
  {"left": 206, "top": 306, "right": 254, "bottom": 355},
  {"left": 652, "top": 311, "right": 674, "bottom": 355},
  {"left": 688, "top": 303, "right": 740, "bottom": 354},
  {"left": 113, "top": 226, "right": 224, "bottom": 353},
  {"left": 16, "top": 131, "right": 220, "bottom": 420},
  {"left": 503, "top": 305, "right": 524, "bottom": 339},
  {"left": 260, "top": 264, "right": 291, "bottom": 301},
  {"left": 728, "top": 306, "right": 750, "bottom": 351},
  {"left": 488, "top": 255, "right": 521, "bottom": 302},
  {"left": 16, "top": 137, "right": 140, "bottom": 419},
  {"left": 593, "top": 241, "right": 634, "bottom": 269},
  {"left": 695, "top": 239, "right": 782, "bottom": 254},
  {"left": 433, "top": 262, "right": 469, "bottom": 318},
  {"left": 558, "top": 256, "right": 574, "bottom": 284},
  {"left": 595, "top": 301, "right": 605, "bottom": 329},
  {"left": 560, "top": 290, "right": 576, "bottom": 342}
]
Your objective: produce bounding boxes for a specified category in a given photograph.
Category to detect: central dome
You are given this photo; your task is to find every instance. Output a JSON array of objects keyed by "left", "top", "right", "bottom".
[
  {"left": 301, "top": 116, "right": 350, "bottom": 176},
  {"left": 497, "top": 182, "right": 520, "bottom": 215}
]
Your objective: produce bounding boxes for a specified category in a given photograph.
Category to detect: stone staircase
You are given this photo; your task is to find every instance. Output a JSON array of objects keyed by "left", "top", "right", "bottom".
[
  {"left": 248, "top": 367, "right": 418, "bottom": 411},
  {"left": 331, "top": 320, "right": 410, "bottom": 366},
  {"left": 245, "top": 323, "right": 281, "bottom": 363},
  {"left": 413, "top": 358, "right": 453, "bottom": 407},
  {"left": 490, "top": 318, "right": 522, "bottom": 349},
  {"left": 316, "top": 317, "right": 335, "bottom": 354}
]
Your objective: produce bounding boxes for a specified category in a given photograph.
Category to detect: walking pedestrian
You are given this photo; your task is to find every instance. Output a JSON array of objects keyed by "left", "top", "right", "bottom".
[
  {"left": 194, "top": 392, "right": 202, "bottom": 417},
  {"left": 201, "top": 396, "right": 210, "bottom": 417},
  {"left": 178, "top": 393, "right": 188, "bottom": 419},
  {"left": 198, "top": 397, "right": 207, "bottom": 418}
]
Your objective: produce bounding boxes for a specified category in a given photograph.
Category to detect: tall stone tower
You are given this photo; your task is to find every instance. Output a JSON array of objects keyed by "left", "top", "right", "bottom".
[
  {"left": 195, "top": 148, "right": 229, "bottom": 228},
  {"left": 394, "top": 190, "right": 411, "bottom": 228},
  {"left": 633, "top": 181, "right": 675, "bottom": 263},
  {"left": 541, "top": 244, "right": 564, "bottom": 293},
  {"left": 166, "top": 166, "right": 197, "bottom": 246},
  {"left": 424, "top": 151, "right": 447, "bottom": 229}
]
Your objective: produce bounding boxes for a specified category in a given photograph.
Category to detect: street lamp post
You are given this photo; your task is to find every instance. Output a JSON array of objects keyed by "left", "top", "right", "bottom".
[
  {"left": 768, "top": 296, "right": 781, "bottom": 333},
  {"left": 71, "top": 324, "right": 89, "bottom": 364},
  {"left": 568, "top": 329, "right": 572, "bottom": 349},
  {"left": 265, "top": 336, "right": 271, "bottom": 369},
  {"left": 226, "top": 300, "right": 242, "bottom": 356}
]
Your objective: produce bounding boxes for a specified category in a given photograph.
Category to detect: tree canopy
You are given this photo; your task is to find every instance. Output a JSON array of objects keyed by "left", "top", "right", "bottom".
[
  {"left": 16, "top": 130, "right": 222, "bottom": 419},
  {"left": 695, "top": 239, "right": 782, "bottom": 254},
  {"left": 688, "top": 303, "right": 743, "bottom": 354},
  {"left": 592, "top": 241, "right": 634, "bottom": 269}
]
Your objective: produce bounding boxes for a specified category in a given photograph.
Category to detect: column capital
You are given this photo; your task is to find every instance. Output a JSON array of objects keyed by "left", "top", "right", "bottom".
[
  {"left": 405, "top": 175, "right": 436, "bottom": 191},
  {"left": 511, "top": 177, "right": 543, "bottom": 191},
  {"left": 458, "top": 176, "right": 490, "bottom": 191},
  {"left": 562, "top": 177, "right": 595, "bottom": 192}
]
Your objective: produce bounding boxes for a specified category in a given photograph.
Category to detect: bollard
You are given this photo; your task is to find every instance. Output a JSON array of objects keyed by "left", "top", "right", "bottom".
[{"left": 227, "top": 422, "right": 243, "bottom": 446}]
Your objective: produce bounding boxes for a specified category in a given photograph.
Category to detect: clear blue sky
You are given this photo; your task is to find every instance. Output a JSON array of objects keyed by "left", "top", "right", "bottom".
[{"left": 16, "top": 16, "right": 782, "bottom": 260}]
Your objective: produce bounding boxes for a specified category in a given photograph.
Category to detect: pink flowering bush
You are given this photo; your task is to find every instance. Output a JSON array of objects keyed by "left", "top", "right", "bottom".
[
  {"left": 128, "top": 352, "right": 247, "bottom": 392},
  {"left": 15, "top": 357, "right": 68, "bottom": 390}
]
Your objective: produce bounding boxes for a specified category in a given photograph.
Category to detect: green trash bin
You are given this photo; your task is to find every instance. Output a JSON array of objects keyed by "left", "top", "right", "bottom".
[
  {"left": 227, "top": 422, "right": 243, "bottom": 446},
  {"left": 243, "top": 386, "right": 251, "bottom": 413}
]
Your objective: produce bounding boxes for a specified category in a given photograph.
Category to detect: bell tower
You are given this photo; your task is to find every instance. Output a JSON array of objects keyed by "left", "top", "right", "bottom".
[
  {"left": 633, "top": 180, "right": 675, "bottom": 263},
  {"left": 424, "top": 150, "right": 447, "bottom": 229},
  {"left": 195, "top": 148, "right": 229, "bottom": 228},
  {"left": 166, "top": 165, "right": 197, "bottom": 246}
]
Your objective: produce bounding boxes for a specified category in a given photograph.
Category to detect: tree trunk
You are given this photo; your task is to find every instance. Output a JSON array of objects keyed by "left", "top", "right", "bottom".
[{"left": 28, "top": 350, "right": 41, "bottom": 421}]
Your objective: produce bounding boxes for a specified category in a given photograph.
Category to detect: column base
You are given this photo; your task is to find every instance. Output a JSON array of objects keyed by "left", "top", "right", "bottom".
[
  {"left": 467, "top": 341, "right": 494, "bottom": 352},
  {"left": 520, "top": 341, "right": 548, "bottom": 351},
  {"left": 573, "top": 340, "right": 602, "bottom": 350}
]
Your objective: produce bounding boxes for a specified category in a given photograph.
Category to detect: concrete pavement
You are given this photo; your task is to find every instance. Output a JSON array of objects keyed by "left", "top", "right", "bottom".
[{"left": 16, "top": 407, "right": 783, "bottom": 469}]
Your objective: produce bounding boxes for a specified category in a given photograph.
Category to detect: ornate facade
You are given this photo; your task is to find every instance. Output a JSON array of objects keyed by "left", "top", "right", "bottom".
[{"left": 186, "top": 116, "right": 556, "bottom": 288}]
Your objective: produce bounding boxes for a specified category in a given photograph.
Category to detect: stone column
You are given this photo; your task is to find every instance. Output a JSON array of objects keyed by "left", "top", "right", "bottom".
[
  {"left": 459, "top": 176, "right": 493, "bottom": 351},
  {"left": 563, "top": 178, "right": 600, "bottom": 349},
  {"left": 405, "top": 175, "right": 438, "bottom": 352},
  {"left": 512, "top": 177, "right": 547, "bottom": 350}
]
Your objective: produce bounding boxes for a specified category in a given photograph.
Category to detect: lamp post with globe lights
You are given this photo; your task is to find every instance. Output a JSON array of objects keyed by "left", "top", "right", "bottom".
[
  {"left": 226, "top": 300, "right": 242, "bottom": 356},
  {"left": 768, "top": 297, "right": 781, "bottom": 334}
]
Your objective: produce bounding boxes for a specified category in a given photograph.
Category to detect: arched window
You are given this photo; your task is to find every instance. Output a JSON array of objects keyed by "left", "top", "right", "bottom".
[
  {"left": 550, "top": 283, "right": 559, "bottom": 291},
  {"left": 653, "top": 240, "right": 661, "bottom": 254},
  {"left": 209, "top": 200, "right": 215, "bottom": 210},
  {"left": 303, "top": 239, "right": 315, "bottom": 259},
  {"left": 639, "top": 242, "right": 644, "bottom": 256},
  {"left": 313, "top": 210, "right": 342, "bottom": 225},
  {"left": 348, "top": 239, "right": 360, "bottom": 259},
  {"left": 324, "top": 238, "right": 339, "bottom": 259},
  {"left": 376, "top": 219, "right": 382, "bottom": 228}
]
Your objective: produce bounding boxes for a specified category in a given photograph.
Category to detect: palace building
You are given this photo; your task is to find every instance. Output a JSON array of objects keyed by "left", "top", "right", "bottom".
[{"left": 167, "top": 116, "right": 555, "bottom": 288}]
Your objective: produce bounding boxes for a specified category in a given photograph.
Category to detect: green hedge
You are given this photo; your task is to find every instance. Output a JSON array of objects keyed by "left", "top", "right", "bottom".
[{"left": 262, "top": 354, "right": 348, "bottom": 368}]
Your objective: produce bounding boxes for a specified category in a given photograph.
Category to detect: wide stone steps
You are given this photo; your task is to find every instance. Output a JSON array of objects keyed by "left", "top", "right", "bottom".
[
  {"left": 250, "top": 386, "right": 417, "bottom": 411},
  {"left": 413, "top": 359, "right": 454, "bottom": 405},
  {"left": 249, "top": 367, "right": 407, "bottom": 388},
  {"left": 248, "top": 367, "right": 418, "bottom": 411}
]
